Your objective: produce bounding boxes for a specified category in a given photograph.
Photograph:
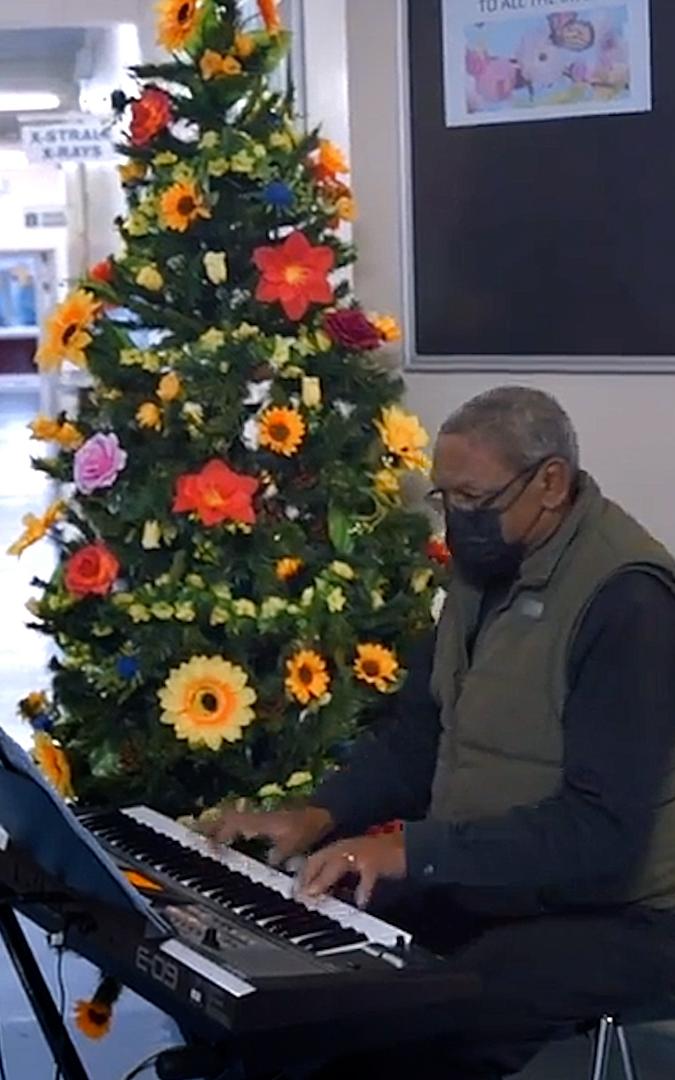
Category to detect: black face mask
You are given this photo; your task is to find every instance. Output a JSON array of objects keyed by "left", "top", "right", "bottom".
[
  {"left": 444, "top": 462, "right": 545, "bottom": 584},
  {"left": 445, "top": 504, "right": 526, "bottom": 584}
]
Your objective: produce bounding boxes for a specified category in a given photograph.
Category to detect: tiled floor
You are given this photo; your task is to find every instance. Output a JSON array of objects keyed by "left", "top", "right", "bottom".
[{"left": 0, "top": 380, "right": 673, "bottom": 1078}]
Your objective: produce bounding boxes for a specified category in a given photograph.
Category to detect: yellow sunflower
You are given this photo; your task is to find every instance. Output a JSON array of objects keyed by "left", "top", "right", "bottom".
[
  {"left": 158, "top": 655, "right": 257, "bottom": 750},
  {"left": 160, "top": 179, "right": 211, "bottom": 233},
  {"left": 375, "top": 406, "right": 430, "bottom": 472},
  {"left": 156, "top": 0, "right": 202, "bottom": 51},
  {"left": 276, "top": 557, "right": 304, "bottom": 581},
  {"left": 259, "top": 407, "right": 306, "bottom": 457},
  {"left": 33, "top": 733, "right": 74, "bottom": 799},
  {"left": 354, "top": 643, "right": 399, "bottom": 693},
  {"left": 36, "top": 290, "right": 100, "bottom": 372},
  {"left": 286, "top": 650, "right": 330, "bottom": 706},
  {"left": 74, "top": 1000, "right": 112, "bottom": 1041}
]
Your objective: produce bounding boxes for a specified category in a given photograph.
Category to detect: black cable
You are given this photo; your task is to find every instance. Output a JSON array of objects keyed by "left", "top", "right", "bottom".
[{"left": 53, "top": 942, "right": 67, "bottom": 1080}]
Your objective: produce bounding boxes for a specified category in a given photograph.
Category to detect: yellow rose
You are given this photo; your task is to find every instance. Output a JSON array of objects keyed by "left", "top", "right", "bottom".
[
  {"left": 200, "top": 328, "right": 226, "bottom": 351},
  {"left": 286, "top": 771, "right": 313, "bottom": 789},
  {"left": 258, "top": 783, "right": 284, "bottom": 798},
  {"left": 269, "top": 131, "right": 293, "bottom": 152},
  {"left": 233, "top": 599, "right": 257, "bottom": 618},
  {"left": 411, "top": 569, "right": 433, "bottom": 594},
  {"left": 203, "top": 251, "right": 228, "bottom": 285},
  {"left": 151, "top": 602, "right": 174, "bottom": 620},
  {"left": 136, "top": 266, "right": 164, "bottom": 291},
  {"left": 210, "top": 606, "right": 230, "bottom": 626},
  {"left": 261, "top": 597, "right": 287, "bottom": 619},
  {"left": 157, "top": 372, "right": 182, "bottom": 403},
  {"left": 182, "top": 402, "right": 204, "bottom": 427},
  {"left": 208, "top": 157, "right": 230, "bottom": 177},
  {"left": 301, "top": 376, "right": 322, "bottom": 409},
  {"left": 136, "top": 402, "right": 162, "bottom": 431},
  {"left": 200, "top": 131, "right": 219, "bottom": 150},
  {"left": 231, "top": 150, "right": 255, "bottom": 174},
  {"left": 330, "top": 561, "right": 355, "bottom": 581},
  {"left": 326, "top": 587, "right": 347, "bottom": 613},
  {"left": 141, "top": 520, "right": 162, "bottom": 550},
  {"left": 174, "top": 602, "right": 196, "bottom": 622},
  {"left": 129, "top": 604, "right": 151, "bottom": 624}
]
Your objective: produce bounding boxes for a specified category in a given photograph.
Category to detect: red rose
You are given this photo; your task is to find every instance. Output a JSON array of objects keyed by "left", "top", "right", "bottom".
[
  {"left": 130, "top": 89, "right": 172, "bottom": 148},
  {"left": 89, "top": 259, "right": 114, "bottom": 284},
  {"left": 324, "top": 309, "right": 381, "bottom": 351},
  {"left": 65, "top": 543, "right": 120, "bottom": 598},
  {"left": 427, "top": 537, "right": 451, "bottom": 566}
]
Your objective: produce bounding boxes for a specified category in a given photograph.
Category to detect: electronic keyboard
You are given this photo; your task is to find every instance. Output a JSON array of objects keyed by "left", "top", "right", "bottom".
[{"left": 0, "top": 805, "right": 477, "bottom": 1051}]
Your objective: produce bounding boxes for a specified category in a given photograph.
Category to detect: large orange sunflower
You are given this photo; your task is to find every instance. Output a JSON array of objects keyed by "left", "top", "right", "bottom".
[
  {"left": 160, "top": 179, "right": 211, "bottom": 232},
  {"left": 159, "top": 656, "right": 257, "bottom": 750},
  {"left": 286, "top": 650, "right": 330, "bottom": 705},
  {"left": 74, "top": 1000, "right": 112, "bottom": 1041},
  {"left": 259, "top": 407, "right": 306, "bottom": 457},
  {"left": 354, "top": 643, "right": 399, "bottom": 693},
  {"left": 33, "top": 733, "right": 74, "bottom": 799},
  {"left": 156, "top": 0, "right": 202, "bottom": 51},
  {"left": 36, "top": 290, "right": 100, "bottom": 372}
]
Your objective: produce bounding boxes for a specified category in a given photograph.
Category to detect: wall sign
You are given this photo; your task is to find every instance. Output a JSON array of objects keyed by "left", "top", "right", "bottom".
[
  {"left": 21, "top": 117, "right": 116, "bottom": 164},
  {"left": 442, "top": 0, "right": 652, "bottom": 127}
]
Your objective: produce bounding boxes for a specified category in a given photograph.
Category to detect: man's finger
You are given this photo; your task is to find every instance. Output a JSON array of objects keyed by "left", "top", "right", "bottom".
[
  {"left": 300, "top": 850, "right": 349, "bottom": 898},
  {"left": 355, "top": 863, "right": 378, "bottom": 910}
]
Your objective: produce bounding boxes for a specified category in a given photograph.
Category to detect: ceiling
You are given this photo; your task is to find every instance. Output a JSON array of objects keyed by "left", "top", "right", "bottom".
[{"left": 0, "top": 27, "right": 89, "bottom": 141}]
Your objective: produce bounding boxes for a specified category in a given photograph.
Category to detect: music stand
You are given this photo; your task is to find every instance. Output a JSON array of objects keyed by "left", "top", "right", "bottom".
[{"left": 0, "top": 727, "right": 167, "bottom": 1079}]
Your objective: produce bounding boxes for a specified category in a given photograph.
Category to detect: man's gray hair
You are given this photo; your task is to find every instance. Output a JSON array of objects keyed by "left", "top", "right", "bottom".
[{"left": 440, "top": 387, "right": 580, "bottom": 475}]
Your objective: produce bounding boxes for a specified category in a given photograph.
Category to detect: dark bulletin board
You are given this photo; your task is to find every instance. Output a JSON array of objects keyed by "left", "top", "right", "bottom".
[{"left": 407, "top": 0, "right": 675, "bottom": 362}]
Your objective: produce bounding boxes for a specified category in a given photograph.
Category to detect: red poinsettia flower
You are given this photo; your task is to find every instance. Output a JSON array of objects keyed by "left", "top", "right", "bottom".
[
  {"left": 253, "top": 231, "right": 335, "bottom": 321},
  {"left": 427, "top": 536, "right": 451, "bottom": 566},
  {"left": 130, "top": 88, "right": 173, "bottom": 148},
  {"left": 173, "top": 460, "right": 259, "bottom": 527},
  {"left": 89, "top": 259, "right": 114, "bottom": 284}
]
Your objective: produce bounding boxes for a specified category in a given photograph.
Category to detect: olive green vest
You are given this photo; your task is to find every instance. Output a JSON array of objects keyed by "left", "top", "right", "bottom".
[{"left": 431, "top": 475, "right": 675, "bottom": 910}]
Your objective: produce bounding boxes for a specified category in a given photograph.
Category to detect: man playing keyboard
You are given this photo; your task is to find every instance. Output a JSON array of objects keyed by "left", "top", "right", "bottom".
[{"left": 206, "top": 387, "right": 675, "bottom": 1079}]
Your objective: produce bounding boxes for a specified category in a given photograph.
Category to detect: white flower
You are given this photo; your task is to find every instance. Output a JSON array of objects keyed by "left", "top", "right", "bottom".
[
  {"left": 243, "top": 380, "right": 273, "bottom": 407},
  {"left": 241, "top": 417, "right": 261, "bottom": 451},
  {"left": 371, "top": 588, "right": 386, "bottom": 611},
  {"left": 285, "top": 505, "right": 300, "bottom": 521},
  {"left": 141, "top": 520, "right": 162, "bottom": 550},
  {"left": 171, "top": 119, "right": 200, "bottom": 143},
  {"left": 334, "top": 399, "right": 356, "bottom": 419},
  {"left": 204, "top": 251, "right": 228, "bottom": 285},
  {"left": 182, "top": 402, "right": 204, "bottom": 426}
]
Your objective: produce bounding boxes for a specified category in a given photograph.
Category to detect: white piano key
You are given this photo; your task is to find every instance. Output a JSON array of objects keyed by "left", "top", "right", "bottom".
[{"left": 123, "top": 806, "right": 411, "bottom": 949}]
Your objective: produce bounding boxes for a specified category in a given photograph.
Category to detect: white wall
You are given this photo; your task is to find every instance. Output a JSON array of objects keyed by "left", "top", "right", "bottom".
[
  {"left": 343, "top": 0, "right": 675, "bottom": 550},
  {"left": 0, "top": 153, "right": 68, "bottom": 292}
]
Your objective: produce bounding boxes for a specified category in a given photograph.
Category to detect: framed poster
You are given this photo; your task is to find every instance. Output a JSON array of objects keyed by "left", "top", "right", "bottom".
[
  {"left": 443, "top": 0, "right": 652, "bottom": 128},
  {"left": 403, "top": 0, "right": 675, "bottom": 371}
]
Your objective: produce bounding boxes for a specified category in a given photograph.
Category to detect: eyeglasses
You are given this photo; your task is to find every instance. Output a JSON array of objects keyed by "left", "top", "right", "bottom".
[{"left": 424, "top": 460, "right": 546, "bottom": 517}]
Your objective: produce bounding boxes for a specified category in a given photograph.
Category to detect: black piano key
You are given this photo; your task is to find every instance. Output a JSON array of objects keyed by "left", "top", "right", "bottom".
[{"left": 302, "top": 930, "right": 368, "bottom": 952}]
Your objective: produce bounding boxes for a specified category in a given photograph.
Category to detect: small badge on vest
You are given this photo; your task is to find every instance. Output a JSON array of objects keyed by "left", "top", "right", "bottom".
[{"left": 519, "top": 595, "right": 545, "bottom": 620}]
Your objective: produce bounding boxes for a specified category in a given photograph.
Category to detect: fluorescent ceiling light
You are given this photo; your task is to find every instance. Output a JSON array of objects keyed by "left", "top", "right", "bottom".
[{"left": 0, "top": 92, "right": 60, "bottom": 113}]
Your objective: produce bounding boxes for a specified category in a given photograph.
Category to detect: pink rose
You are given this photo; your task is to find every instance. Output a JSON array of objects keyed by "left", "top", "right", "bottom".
[{"left": 74, "top": 432, "right": 128, "bottom": 495}]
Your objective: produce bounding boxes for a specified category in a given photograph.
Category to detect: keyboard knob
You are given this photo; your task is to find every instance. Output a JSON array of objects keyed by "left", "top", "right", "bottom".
[{"left": 202, "top": 926, "right": 219, "bottom": 950}]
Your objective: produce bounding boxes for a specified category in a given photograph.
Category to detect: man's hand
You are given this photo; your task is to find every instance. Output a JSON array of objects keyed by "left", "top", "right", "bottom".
[
  {"left": 298, "top": 833, "right": 406, "bottom": 910},
  {"left": 198, "top": 805, "right": 335, "bottom": 865}
]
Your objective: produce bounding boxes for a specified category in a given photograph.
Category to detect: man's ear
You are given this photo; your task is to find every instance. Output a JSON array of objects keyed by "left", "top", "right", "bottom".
[{"left": 540, "top": 459, "right": 572, "bottom": 511}]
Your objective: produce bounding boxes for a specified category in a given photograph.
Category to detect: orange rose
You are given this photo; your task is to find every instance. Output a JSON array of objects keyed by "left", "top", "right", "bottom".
[
  {"left": 130, "top": 88, "right": 173, "bottom": 148},
  {"left": 65, "top": 543, "right": 120, "bottom": 598}
]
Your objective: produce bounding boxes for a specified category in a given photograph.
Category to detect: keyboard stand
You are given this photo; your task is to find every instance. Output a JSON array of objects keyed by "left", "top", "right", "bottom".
[{"left": 0, "top": 894, "right": 90, "bottom": 1080}]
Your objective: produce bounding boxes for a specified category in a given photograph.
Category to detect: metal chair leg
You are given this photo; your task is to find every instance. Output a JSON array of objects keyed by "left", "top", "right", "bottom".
[
  {"left": 589, "top": 1016, "right": 615, "bottom": 1080},
  {"left": 616, "top": 1024, "right": 640, "bottom": 1080}
]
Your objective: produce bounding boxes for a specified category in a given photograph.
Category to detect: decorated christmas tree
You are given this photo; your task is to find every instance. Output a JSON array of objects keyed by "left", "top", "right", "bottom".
[{"left": 13, "top": 0, "right": 447, "bottom": 817}]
